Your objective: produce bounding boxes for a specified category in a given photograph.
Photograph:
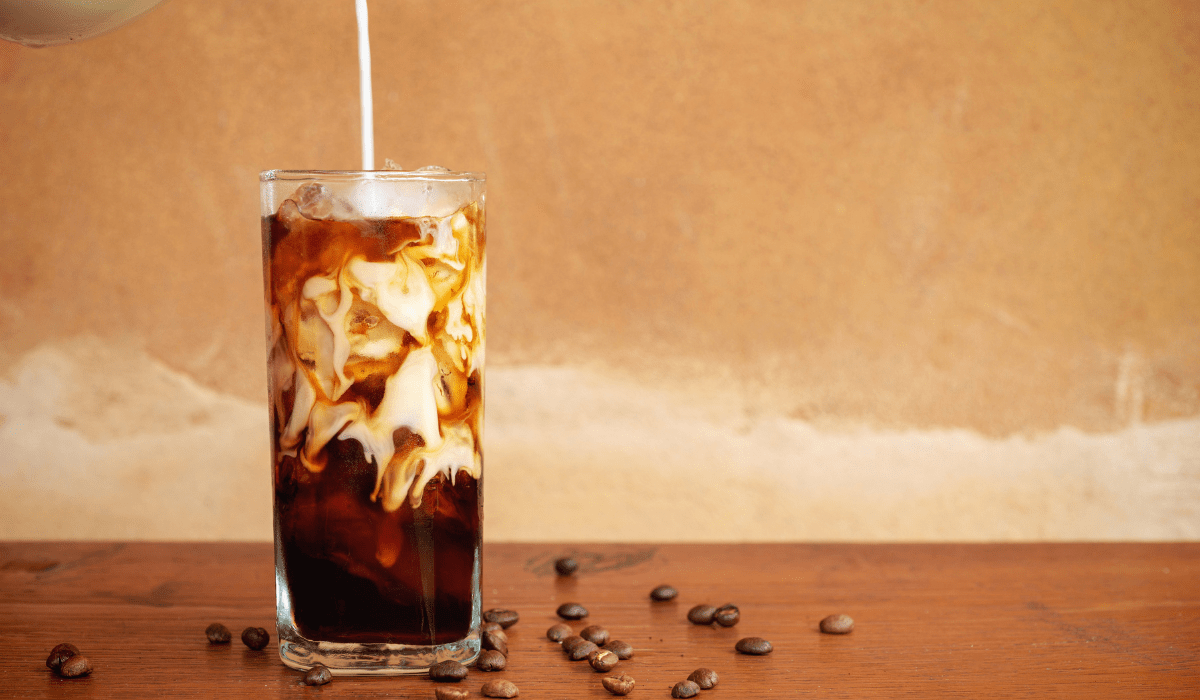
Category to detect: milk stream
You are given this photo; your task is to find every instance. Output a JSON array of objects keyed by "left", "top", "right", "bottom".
[
  {"left": 357, "top": 0, "right": 442, "bottom": 630},
  {"left": 356, "top": 0, "right": 375, "bottom": 170}
]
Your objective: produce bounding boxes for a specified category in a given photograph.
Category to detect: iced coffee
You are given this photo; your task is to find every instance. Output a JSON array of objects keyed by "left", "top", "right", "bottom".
[{"left": 260, "top": 170, "right": 485, "bottom": 673}]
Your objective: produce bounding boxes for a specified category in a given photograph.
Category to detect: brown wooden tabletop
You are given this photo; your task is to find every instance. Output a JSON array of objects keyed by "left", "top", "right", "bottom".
[{"left": 1, "top": 542, "right": 1197, "bottom": 698}]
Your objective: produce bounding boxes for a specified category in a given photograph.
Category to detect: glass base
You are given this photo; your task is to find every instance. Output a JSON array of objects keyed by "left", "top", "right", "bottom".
[
  {"left": 273, "top": 545, "right": 483, "bottom": 675},
  {"left": 272, "top": 508, "right": 483, "bottom": 675},
  {"left": 277, "top": 628, "right": 481, "bottom": 676}
]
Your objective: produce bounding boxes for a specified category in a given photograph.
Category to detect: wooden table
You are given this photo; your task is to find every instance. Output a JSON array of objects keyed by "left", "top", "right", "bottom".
[{"left": 1, "top": 542, "right": 1196, "bottom": 697}]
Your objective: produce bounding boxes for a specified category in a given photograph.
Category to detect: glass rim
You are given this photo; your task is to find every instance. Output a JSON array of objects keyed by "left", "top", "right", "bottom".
[{"left": 261, "top": 169, "right": 485, "bottom": 183}]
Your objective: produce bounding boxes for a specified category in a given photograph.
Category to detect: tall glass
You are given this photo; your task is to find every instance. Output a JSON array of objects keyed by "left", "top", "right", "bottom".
[{"left": 259, "top": 170, "right": 486, "bottom": 674}]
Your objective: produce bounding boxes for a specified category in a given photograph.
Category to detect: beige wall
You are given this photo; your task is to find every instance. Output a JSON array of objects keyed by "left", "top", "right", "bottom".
[{"left": 1, "top": 0, "right": 1197, "bottom": 541}]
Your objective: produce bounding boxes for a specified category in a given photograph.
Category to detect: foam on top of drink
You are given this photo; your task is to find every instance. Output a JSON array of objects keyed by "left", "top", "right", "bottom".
[{"left": 265, "top": 180, "right": 485, "bottom": 513}]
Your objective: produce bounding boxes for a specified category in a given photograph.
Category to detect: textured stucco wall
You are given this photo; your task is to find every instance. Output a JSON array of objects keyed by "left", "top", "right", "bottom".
[{"left": 1, "top": 0, "right": 1197, "bottom": 541}]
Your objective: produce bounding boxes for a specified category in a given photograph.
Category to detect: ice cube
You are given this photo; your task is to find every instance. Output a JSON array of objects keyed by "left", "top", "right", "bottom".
[
  {"left": 431, "top": 342, "right": 469, "bottom": 416},
  {"left": 345, "top": 178, "right": 474, "bottom": 218},
  {"left": 344, "top": 256, "right": 435, "bottom": 344},
  {"left": 292, "top": 276, "right": 353, "bottom": 401},
  {"left": 291, "top": 181, "right": 359, "bottom": 221},
  {"left": 424, "top": 260, "right": 468, "bottom": 309},
  {"left": 276, "top": 199, "right": 305, "bottom": 227},
  {"left": 344, "top": 296, "right": 405, "bottom": 366},
  {"left": 294, "top": 182, "right": 334, "bottom": 220},
  {"left": 302, "top": 275, "right": 340, "bottom": 314}
]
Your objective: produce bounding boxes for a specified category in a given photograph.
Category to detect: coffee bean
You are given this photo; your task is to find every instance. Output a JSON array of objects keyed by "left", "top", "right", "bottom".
[
  {"left": 556, "top": 602, "right": 588, "bottom": 620},
  {"left": 554, "top": 557, "right": 578, "bottom": 576},
  {"left": 735, "top": 637, "right": 773, "bottom": 655},
  {"left": 59, "top": 655, "right": 92, "bottom": 678},
  {"left": 569, "top": 640, "right": 599, "bottom": 661},
  {"left": 603, "top": 639, "right": 633, "bottom": 660},
  {"left": 481, "top": 679, "right": 519, "bottom": 697},
  {"left": 687, "top": 668, "right": 718, "bottom": 689},
  {"left": 205, "top": 622, "right": 231, "bottom": 644},
  {"left": 483, "top": 609, "right": 520, "bottom": 629},
  {"left": 45, "top": 643, "right": 79, "bottom": 672},
  {"left": 672, "top": 680, "right": 701, "bottom": 698},
  {"left": 650, "top": 585, "right": 678, "bottom": 601},
  {"left": 820, "top": 613, "right": 854, "bottom": 634},
  {"left": 436, "top": 688, "right": 469, "bottom": 700},
  {"left": 687, "top": 605, "right": 716, "bottom": 625},
  {"left": 241, "top": 627, "right": 270, "bottom": 650},
  {"left": 561, "top": 635, "right": 588, "bottom": 654},
  {"left": 482, "top": 621, "right": 504, "bottom": 635},
  {"left": 429, "top": 660, "right": 469, "bottom": 682},
  {"left": 588, "top": 648, "right": 619, "bottom": 673},
  {"left": 580, "top": 625, "right": 609, "bottom": 646},
  {"left": 303, "top": 664, "right": 332, "bottom": 686},
  {"left": 601, "top": 673, "right": 636, "bottom": 696},
  {"left": 482, "top": 629, "right": 509, "bottom": 656},
  {"left": 546, "top": 623, "right": 572, "bottom": 642},
  {"left": 714, "top": 604, "right": 740, "bottom": 627},
  {"left": 477, "top": 649, "right": 507, "bottom": 671},
  {"left": 59, "top": 657, "right": 91, "bottom": 677}
]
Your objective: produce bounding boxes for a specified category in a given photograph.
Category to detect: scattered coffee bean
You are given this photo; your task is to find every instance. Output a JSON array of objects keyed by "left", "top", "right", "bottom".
[
  {"left": 436, "top": 688, "right": 469, "bottom": 700},
  {"left": 601, "top": 673, "right": 636, "bottom": 696},
  {"left": 429, "top": 660, "right": 469, "bottom": 682},
  {"left": 687, "top": 668, "right": 718, "bottom": 689},
  {"left": 546, "top": 623, "right": 572, "bottom": 642},
  {"left": 241, "top": 627, "right": 270, "bottom": 651},
  {"left": 561, "top": 635, "right": 588, "bottom": 655},
  {"left": 735, "top": 637, "right": 773, "bottom": 655},
  {"left": 672, "top": 680, "right": 701, "bottom": 698},
  {"left": 556, "top": 602, "right": 588, "bottom": 620},
  {"left": 580, "top": 625, "right": 609, "bottom": 646},
  {"left": 650, "top": 584, "right": 678, "bottom": 601},
  {"left": 603, "top": 639, "right": 633, "bottom": 660},
  {"left": 205, "top": 622, "right": 232, "bottom": 644},
  {"left": 687, "top": 605, "right": 716, "bottom": 625},
  {"left": 568, "top": 640, "right": 599, "bottom": 661},
  {"left": 714, "top": 604, "right": 740, "bottom": 627},
  {"left": 554, "top": 557, "right": 579, "bottom": 576},
  {"left": 477, "top": 649, "right": 507, "bottom": 671},
  {"left": 820, "top": 613, "right": 855, "bottom": 634},
  {"left": 59, "top": 655, "right": 92, "bottom": 678},
  {"left": 303, "top": 664, "right": 332, "bottom": 686},
  {"left": 482, "top": 630, "right": 509, "bottom": 656},
  {"left": 45, "top": 643, "right": 79, "bottom": 672},
  {"left": 481, "top": 621, "right": 504, "bottom": 635},
  {"left": 483, "top": 609, "right": 520, "bottom": 629},
  {"left": 481, "top": 679, "right": 519, "bottom": 698},
  {"left": 588, "top": 648, "right": 619, "bottom": 673}
]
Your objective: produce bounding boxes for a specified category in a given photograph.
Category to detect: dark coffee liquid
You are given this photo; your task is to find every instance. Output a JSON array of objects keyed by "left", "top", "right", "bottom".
[
  {"left": 264, "top": 196, "right": 485, "bottom": 647},
  {"left": 276, "top": 443, "right": 480, "bottom": 644}
]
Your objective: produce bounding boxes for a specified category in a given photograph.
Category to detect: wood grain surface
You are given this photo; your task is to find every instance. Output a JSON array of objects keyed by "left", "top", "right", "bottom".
[{"left": 0, "top": 542, "right": 1197, "bottom": 697}]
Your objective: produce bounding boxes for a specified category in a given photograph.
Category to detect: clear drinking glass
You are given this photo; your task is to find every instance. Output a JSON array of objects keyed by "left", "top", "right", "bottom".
[{"left": 259, "top": 170, "right": 486, "bottom": 674}]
